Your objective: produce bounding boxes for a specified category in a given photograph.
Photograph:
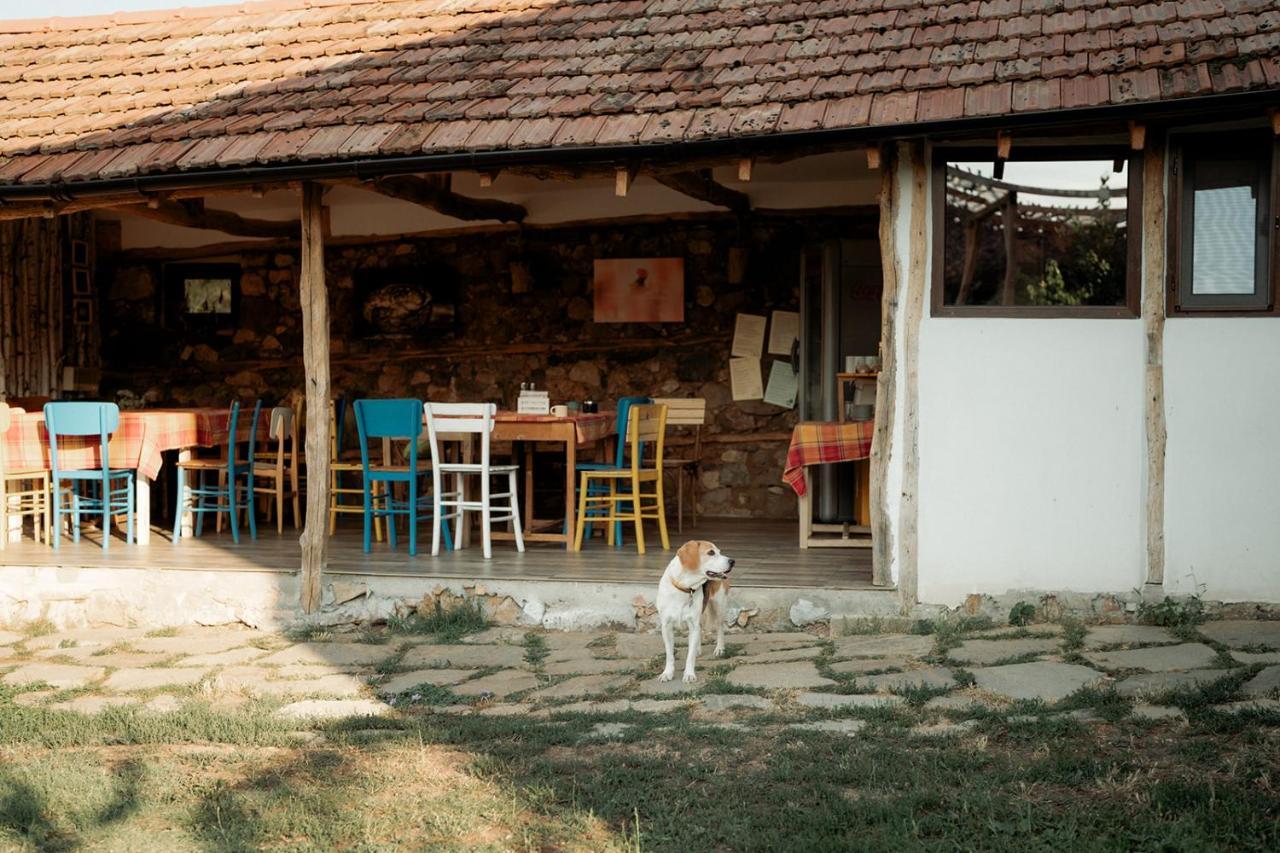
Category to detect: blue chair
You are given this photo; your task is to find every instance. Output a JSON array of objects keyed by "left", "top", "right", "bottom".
[
  {"left": 44, "top": 402, "right": 135, "bottom": 550},
  {"left": 352, "top": 398, "right": 452, "bottom": 557},
  {"left": 576, "top": 395, "right": 651, "bottom": 546},
  {"left": 173, "top": 399, "right": 260, "bottom": 544}
]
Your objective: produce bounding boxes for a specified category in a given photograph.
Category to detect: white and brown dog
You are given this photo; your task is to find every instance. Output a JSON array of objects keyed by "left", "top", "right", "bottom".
[{"left": 657, "top": 540, "right": 735, "bottom": 683}]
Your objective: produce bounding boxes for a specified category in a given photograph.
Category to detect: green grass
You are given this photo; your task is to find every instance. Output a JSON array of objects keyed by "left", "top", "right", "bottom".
[
  {"left": 1, "top": 694, "right": 1279, "bottom": 850},
  {"left": 522, "top": 632, "right": 550, "bottom": 671},
  {"left": 385, "top": 598, "right": 490, "bottom": 642}
]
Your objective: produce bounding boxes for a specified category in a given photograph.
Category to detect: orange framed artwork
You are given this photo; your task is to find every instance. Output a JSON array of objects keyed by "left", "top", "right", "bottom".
[{"left": 593, "top": 258, "right": 685, "bottom": 323}]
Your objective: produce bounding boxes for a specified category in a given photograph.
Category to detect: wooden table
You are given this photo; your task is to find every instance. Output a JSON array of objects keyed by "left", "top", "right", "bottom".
[
  {"left": 1, "top": 407, "right": 267, "bottom": 545},
  {"left": 488, "top": 412, "right": 613, "bottom": 548},
  {"left": 782, "top": 420, "right": 875, "bottom": 549}
]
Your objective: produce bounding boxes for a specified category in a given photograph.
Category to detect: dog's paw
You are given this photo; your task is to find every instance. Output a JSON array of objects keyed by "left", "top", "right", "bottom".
[
  {"left": 658, "top": 669, "right": 674, "bottom": 683},
  {"left": 712, "top": 645, "right": 726, "bottom": 658},
  {"left": 682, "top": 671, "right": 697, "bottom": 684}
]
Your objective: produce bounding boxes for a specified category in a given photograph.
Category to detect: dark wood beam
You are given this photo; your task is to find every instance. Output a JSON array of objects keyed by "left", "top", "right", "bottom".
[
  {"left": 368, "top": 175, "right": 527, "bottom": 223},
  {"left": 653, "top": 169, "right": 750, "bottom": 214},
  {"left": 121, "top": 199, "right": 300, "bottom": 238}
]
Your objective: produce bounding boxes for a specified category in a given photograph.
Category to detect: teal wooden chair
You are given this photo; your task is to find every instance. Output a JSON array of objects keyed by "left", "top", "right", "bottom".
[
  {"left": 173, "top": 399, "right": 260, "bottom": 544},
  {"left": 576, "top": 395, "right": 651, "bottom": 547},
  {"left": 352, "top": 398, "right": 451, "bottom": 556},
  {"left": 44, "top": 402, "right": 134, "bottom": 550}
]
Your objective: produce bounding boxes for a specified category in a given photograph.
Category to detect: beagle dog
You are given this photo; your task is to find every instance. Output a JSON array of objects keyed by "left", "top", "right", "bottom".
[{"left": 657, "top": 540, "right": 735, "bottom": 683}]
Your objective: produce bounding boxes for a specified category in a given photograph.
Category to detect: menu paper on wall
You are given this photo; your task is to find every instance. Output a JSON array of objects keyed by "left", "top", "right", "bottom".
[
  {"left": 767, "top": 310, "right": 800, "bottom": 355},
  {"left": 731, "top": 313, "right": 767, "bottom": 358},
  {"left": 763, "top": 360, "right": 798, "bottom": 409},
  {"left": 729, "top": 357, "right": 763, "bottom": 401}
]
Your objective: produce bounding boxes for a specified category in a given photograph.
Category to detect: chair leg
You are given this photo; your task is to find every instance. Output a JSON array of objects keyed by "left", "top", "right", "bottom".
[
  {"left": 690, "top": 467, "right": 698, "bottom": 527},
  {"left": 126, "top": 476, "right": 135, "bottom": 546},
  {"left": 362, "top": 481, "right": 373, "bottom": 554},
  {"left": 227, "top": 475, "right": 240, "bottom": 546},
  {"left": 572, "top": 473, "right": 590, "bottom": 551},
  {"left": 173, "top": 469, "right": 185, "bottom": 542},
  {"left": 246, "top": 475, "right": 258, "bottom": 541},
  {"left": 654, "top": 475, "right": 670, "bottom": 551},
  {"left": 276, "top": 483, "right": 285, "bottom": 535},
  {"left": 631, "top": 475, "right": 645, "bottom": 555},
  {"left": 676, "top": 469, "right": 684, "bottom": 534},
  {"left": 328, "top": 468, "right": 339, "bottom": 535},
  {"left": 431, "top": 490, "right": 442, "bottom": 557},
  {"left": 606, "top": 479, "right": 617, "bottom": 548},
  {"left": 71, "top": 490, "right": 81, "bottom": 544},
  {"left": 480, "top": 472, "right": 492, "bottom": 561},
  {"left": 291, "top": 467, "right": 301, "bottom": 530},
  {"left": 509, "top": 469, "right": 524, "bottom": 553},
  {"left": 408, "top": 479, "right": 418, "bottom": 557},
  {"left": 216, "top": 470, "right": 226, "bottom": 533}
]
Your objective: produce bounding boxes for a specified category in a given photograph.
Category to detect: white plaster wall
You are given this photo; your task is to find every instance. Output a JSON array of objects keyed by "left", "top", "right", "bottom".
[
  {"left": 1164, "top": 318, "right": 1280, "bottom": 601},
  {"left": 915, "top": 318, "right": 1146, "bottom": 605}
]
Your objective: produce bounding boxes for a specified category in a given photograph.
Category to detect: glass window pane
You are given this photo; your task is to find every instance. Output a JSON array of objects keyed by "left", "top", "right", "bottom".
[
  {"left": 1191, "top": 159, "right": 1258, "bottom": 296},
  {"left": 941, "top": 158, "right": 1128, "bottom": 307}
]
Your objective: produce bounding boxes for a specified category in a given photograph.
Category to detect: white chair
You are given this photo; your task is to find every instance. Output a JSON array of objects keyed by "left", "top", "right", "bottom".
[{"left": 423, "top": 402, "right": 523, "bottom": 559}]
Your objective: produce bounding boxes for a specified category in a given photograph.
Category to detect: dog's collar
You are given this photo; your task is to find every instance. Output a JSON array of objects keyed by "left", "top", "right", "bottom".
[{"left": 669, "top": 576, "right": 696, "bottom": 595}]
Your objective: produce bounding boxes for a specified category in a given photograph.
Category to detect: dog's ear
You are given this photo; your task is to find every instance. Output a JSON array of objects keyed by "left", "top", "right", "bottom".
[{"left": 677, "top": 540, "right": 701, "bottom": 572}]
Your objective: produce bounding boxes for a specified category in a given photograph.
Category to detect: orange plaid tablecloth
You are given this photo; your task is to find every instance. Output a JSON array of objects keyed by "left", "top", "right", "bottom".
[
  {"left": 494, "top": 412, "right": 614, "bottom": 445},
  {"left": 1, "top": 407, "right": 268, "bottom": 480},
  {"left": 783, "top": 420, "right": 875, "bottom": 497}
]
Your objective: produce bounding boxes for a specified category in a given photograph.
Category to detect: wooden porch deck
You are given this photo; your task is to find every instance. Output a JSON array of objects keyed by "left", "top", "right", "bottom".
[{"left": 0, "top": 518, "right": 878, "bottom": 590}]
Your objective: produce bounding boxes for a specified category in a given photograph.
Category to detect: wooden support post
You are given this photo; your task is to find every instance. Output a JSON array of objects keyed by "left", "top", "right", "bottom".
[
  {"left": 896, "top": 141, "right": 928, "bottom": 611},
  {"left": 870, "top": 148, "right": 900, "bottom": 591},
  {"left": 1142, "top": 139, "right": 1167, "bottom": 590},
  {"left": 298, "top": 182, "right": 330, "bottom": 613},
  {"left": 866, "top": 146, "right": 881, "bottom": 170},
  {"left": 737, "top": 157, "right": 754, "bottom": 182},
  {"left": 1129, "top": 121, "right": 1146, "bottom": 151},
  {"left": 615, "top": 166, "right": 635, "bottom": 197}
]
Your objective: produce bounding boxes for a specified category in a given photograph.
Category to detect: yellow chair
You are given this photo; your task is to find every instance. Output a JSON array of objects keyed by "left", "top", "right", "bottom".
[
  {"left": 0, "top": 404, "right": 51, "bottom": 548},
  {"left": 573, "top": 403, "right": 669, "bottom": 555},
  {"left": 652, "top": 397, "right": 707, "bottom": 533},
  {"left": 253, "top": 403, "right": 302, "bottom": 533},
  {"left": 327, "top": 399, "right": 383, "bottom": 541}
]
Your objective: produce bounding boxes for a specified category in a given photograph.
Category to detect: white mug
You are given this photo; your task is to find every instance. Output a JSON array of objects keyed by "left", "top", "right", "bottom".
[{"left": 550, "top": 405, "right": 569, "bottom": 417}]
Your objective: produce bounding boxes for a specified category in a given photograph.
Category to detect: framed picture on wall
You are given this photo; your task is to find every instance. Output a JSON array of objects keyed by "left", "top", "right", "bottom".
[
  {"left": 593, "top": 258, "right": 685, "bottom": 323},
  {"left": 72, "top": 298, "right": 93, "bottom": 326},
  {"left": 163, "top": 262, "right": 240, "bottom": 330},
  {"left": 71, "top": 267, "right": 92, "bottom": 296},
  {"left": 70, "top": 239, "right": 89, "bottom": 267}
]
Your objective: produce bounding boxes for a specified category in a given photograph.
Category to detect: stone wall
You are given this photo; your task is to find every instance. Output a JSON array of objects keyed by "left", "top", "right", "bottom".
[{"left": 102, "top": 211, "right": 876, "bottom": 519}]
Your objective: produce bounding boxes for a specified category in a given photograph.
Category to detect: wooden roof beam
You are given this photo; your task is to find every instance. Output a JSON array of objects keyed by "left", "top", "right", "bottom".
[
  {"left": 121, "top": 198, "right": 300, "bottom": 238},
  {"left": 369, "top": 175, "right": 527, "bottom": 223},
  {"left": 653, "top": 169, "right": 750, "bottom": 215}
]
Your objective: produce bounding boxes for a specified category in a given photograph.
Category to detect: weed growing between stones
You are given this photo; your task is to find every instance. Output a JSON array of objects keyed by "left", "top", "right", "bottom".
[{"left": 386, "top": 598, "right": 490, "bottom": 642}]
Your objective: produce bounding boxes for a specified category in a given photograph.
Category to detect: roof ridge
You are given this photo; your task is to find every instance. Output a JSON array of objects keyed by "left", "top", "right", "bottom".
[{"left": 0, "top": 0, "right": 392, "bottom": 34}]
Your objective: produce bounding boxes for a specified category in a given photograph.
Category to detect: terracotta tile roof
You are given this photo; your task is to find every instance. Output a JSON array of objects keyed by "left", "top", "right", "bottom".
[{"left": 0, "top": 0, "right": 1276, "bottom": 188}]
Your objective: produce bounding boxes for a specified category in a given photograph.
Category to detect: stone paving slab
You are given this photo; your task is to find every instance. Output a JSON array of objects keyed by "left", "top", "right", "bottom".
[
  {"left": 1113, "top": 669, "right": 1231, "bottom": 698},
  {"left": 277, "top": 699, "right": 391, "bottom": 720},
  {"left": 1084, "top": 643, "right": 1219, "bottom": 673},
  {"left": 970, "top": 662, "right": 1103, "bottom": 702},
  {"left": 531, "top": 674, "right": 629, "bottom": 700},
  {"left": 972, "top": 625, "right": 1064, "bottom": 639},
  {"left": 925, "top": 694, "right": 995, "bottom": 712},
  {"left": 795, "top": 692, "right": 904, "bottom": 709},
  {"left": 458, "top": 627, "right": 527, "bottom": 645},
  {"left": 1196, "top": 620, "right": 1280, "bottom": 649},
  {"left": 34, "top": 647, "right": 168, "bottom": 668},
  {"left": 177, "top": 647, "right": 271, "bottom": 667},
  {"left": 377, "top": 669, "right": 472, "bottom": 695},
  {"left": 1232, "top": 650, "right": 1280, "bottom": 665},
  {"left": 585, "top": 721, "right": 633, "bottom": 739},
  {"left": 913, "top": 719, "right": 981, "bottom": 737},
  {"left": 612, "top": 634, "right": 666, "bottom": 659},
  {"left": 724, "top": 632, "right": 821, "bottom": 651},
  {"left": 733, "top": 646, "right": 822, "bottom": 665},
  {"left": 636, "top": 677, "right": 703, "bottom": 696},
  {"left": 1242, "top": 665, "right": 1280, "bottom": 697},
  {"left": 258, "top": 643, "right": 396, "bottom": 668},
  {"left": 49, "top": 695, "right": 140, "bottom": 715},
  {"left": 131, "top": 633, "right": 260, "bottom": 656},
  {"left": 858, "top": 667, "right": 956, "bottom": 692},
  {"left": 832, "top": 634, "right": 934, "bottom": 659},
  {"left": 24, "top": 627, "right": 146, "bottom": 650},
  {"left": 451, "top": 670, "right": 540, "bottom": 699},
  {"left": 726, "top": 661, "right": 835, "bottom": 690},
  {"left": 790, "top": 719, "right": 867, "bottom": 736},
  {"left": 475, "top": 704, "right": 531, "bottom": 717},
  {"left": 215, "top": 670, "right": 368, "bottom": 698},
  {"left": 103, "top": 668, "right": 208, "bottom": 692},
  {"left": 544, "top": 657, "right": 636, "bottom": 676},
  {"left": 1131, "top": 704, "right": 1187, "bottom": 722},
  {"left": 1083, "top": 625, "right": 1178, "bottom": 648},
  {"left": 400, "top": 644, "right": 526, "bottom": 670},
  {"left": 950, "top": 638, "right": 1061, "bottom": 666},
  {"left": 0, "top": 630, "right": 25, "bottom": 646},
  {"left": 829, "top": 658, "right": 910, "bottom": 676},
  {"left": 3, "top": 663, "right": 104, "bottom": 689},
  {"left": 700, "top": 693, "right": 773, "bottom": 711},
  {"left": 269, "top": 663, "right": 375, "bottom": 679}
]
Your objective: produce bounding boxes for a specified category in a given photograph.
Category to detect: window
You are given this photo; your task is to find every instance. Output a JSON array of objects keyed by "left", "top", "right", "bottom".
[
  {"left": 1170, "top": 134, "right": 1278, "bottom": 313},
  {"left": 932, "top": 147, "right": 1140, "bottom": 317}
]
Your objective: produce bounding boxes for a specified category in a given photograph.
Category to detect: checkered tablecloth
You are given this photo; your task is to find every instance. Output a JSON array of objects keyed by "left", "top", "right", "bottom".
[
  {"left": 1, "top": 407, "right": 269, "bottom": 480},
  {"left": 494, "top": 412, "right": 614, "bottom": 445},
  {"left": 782, "top": 420, "right": 875, "bottom": 497}
]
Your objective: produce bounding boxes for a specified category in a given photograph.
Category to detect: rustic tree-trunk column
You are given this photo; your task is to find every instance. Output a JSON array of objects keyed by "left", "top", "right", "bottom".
[
  {"left": 1142, "top": 140, "right": 1167, "bottom": 590},
  {"left": 298, "top": 183, "right": 330, "bottom": 613},
  {"left": 896, "top": 142, "right": 928, "bottom": 611},
  {"left": 870, "top": 147, "right": 899, "bottom": 589}
]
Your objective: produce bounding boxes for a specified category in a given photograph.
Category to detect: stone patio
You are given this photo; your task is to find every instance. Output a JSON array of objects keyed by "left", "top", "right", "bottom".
[{"left": 2, "top": 617, "right": 1278, "bottom": 735}]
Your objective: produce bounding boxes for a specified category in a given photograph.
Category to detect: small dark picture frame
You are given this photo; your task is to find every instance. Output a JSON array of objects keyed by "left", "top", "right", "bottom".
[
  {"left": 72, "top": 298, "right": 93, "bottom": 326},
  {"left": 71, "top": 267, "right": 92, "bottom": 296},
  {"left": 163, "top": 262, "right": 240, "bottom": 330},
  {"left": 70, "top": 239, "right": 89, "bottom": 267}
]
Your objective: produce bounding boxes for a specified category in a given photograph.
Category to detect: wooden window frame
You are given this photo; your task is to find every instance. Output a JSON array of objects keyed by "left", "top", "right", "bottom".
[
  {"left": 930, "top": 145, "right": 1142, "bottom": 319},
  {"left": 1166, "top": 133, "right": 1280, "bottom": 317}
]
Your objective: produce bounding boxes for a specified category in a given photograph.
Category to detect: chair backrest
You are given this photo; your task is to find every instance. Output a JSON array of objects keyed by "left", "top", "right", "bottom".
[
  {"left": 424, "top": 402, "right": 496, "bottom": 469},
  {"left": 624, "top": 403, "right": 667, "bottom": 473},
  {"left": 613, "top": 396, "right": 652, "bottom": 468},
  {"left": 263, "top": 405, "right": 293, "bottom": 468},
  {"left": 0, "top": 405, "right": 17, "bottom": 475},
  {"left": 44, "top": 401, "right": 120, "bottom": 478},
  {"left": 353, "top": 399, "right": 423, "bottom": 475},
  {"left": 652, "top": 396, "right": 707, "bottom": 459}
]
